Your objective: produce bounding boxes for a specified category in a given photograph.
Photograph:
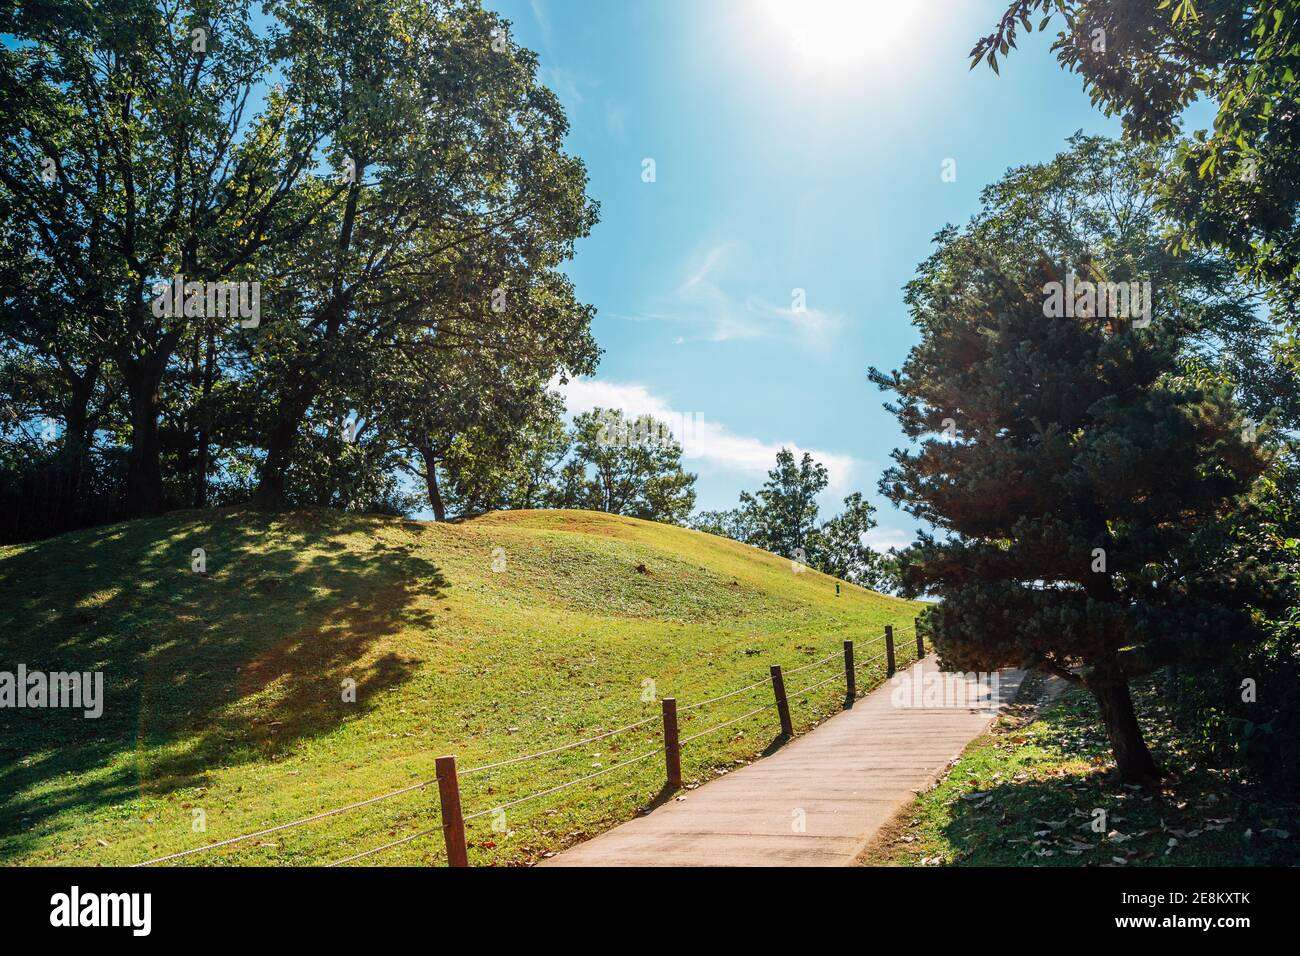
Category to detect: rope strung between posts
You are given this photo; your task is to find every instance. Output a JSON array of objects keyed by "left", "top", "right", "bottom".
[
  {"left": 332, "top": 748, "right": 668, "bottom": 865},
  {"left": 457, "top": 713, "right": 660, "bottom": 777},
  {"left": 462, "top": 747, "right": 664, "bottom": 821},
  {"left": 138, "top": 713, "right": 668, "bottom": 865},
  {"left": 328, "top": 821, "right": 443, "bottom": 867},
  {"left": 680, "top": 702, "right": 774, "bottom": 745},
  {"left": 854, "top": 649, "right": 890, "bottom": 671},
  {"left": 678, "top": 633, "right": 898, "bottom": 714},
  {"left": 783, "top": 650, "right": 843, "bottom": 676},
  {"left": 134, "top": 714, "right": 667, "bottom": 865},
  {"left": 133, "top": 775, "right": 442, "bottom": 866},
  {"left": 679, "top": 674, "right": 772, "bottom": 711},
  {"left": 786, "top": 670, "right": 849, "bottom": 698}
]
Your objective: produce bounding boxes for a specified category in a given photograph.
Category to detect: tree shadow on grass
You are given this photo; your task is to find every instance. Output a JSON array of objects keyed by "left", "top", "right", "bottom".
[
  {"left": 933, "top": 686, "right": 1300, "bottom": 867},
  {"left": 932, "top": 772, "right": 1300, "bottom": 867},
  {"left": 0, "top": 507, "right": 446, "bottom": 851}
]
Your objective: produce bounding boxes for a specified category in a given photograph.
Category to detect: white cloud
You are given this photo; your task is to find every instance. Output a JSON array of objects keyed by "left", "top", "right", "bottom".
[
  {"left": 677, "top": 242, "right": 733, "bottom": 296},
  {"left": 862, "top": 526, "right": 913, "bottom": 552},
  {"left": 744, "top": 294, "right": 844, "bottom": 346},
  {"left": 555, "top": 376, "right": 858, "bottom": 493}
]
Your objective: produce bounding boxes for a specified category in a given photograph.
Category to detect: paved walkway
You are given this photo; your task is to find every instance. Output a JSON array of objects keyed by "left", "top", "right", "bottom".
[{"left": 546, "top": 658, "right": 1026, "bottom": 866}]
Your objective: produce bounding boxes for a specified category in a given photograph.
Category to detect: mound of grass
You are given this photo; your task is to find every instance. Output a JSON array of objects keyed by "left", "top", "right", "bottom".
[
  {"left": 0, "top": 507, "right": 919, "bottom": 866},
  {"left": 861, "top": 676, "right": 1300, "bottom": 867}
]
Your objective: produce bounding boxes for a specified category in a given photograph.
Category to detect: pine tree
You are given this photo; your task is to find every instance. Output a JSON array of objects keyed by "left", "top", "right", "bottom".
[{"left": 872, "top": 255, "right": 1272, "bottom": 784}]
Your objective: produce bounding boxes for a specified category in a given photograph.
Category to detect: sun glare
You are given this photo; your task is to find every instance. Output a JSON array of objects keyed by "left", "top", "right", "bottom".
[{"left": 759, "top": 0, "right": 921, "bottom": 70}]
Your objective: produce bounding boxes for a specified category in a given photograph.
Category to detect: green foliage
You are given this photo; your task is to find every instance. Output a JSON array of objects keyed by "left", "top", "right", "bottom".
[
  {"left": 911, "top": 133, "right": 1297, "bottom": 430},
  {"left": 973, "top": 0, "right": 1300, "bottom": 346},
  {"left": 967, "top": 2, "right": 1300, "bottom": 781},
  {"left": 878, "top": 248, "right": 1273, "bottom": 667},
  {"left": 441, "top": 392, "right": 573, "bottom": 515},
  {"left": 874, "top": 203, "right": 1277, "bottom": 777},
  {"left": 564, "top": 408, "right": 698, "bottom": 524},
  {"left": 0, "top": 0, "right": 599, "bottom": 530},
  {"left": 688, "top": 508, "right": 759, "bottom": 543},
  {"left": 810, "top": 492, "right": 894, "bottom": 590},
  {"left": 1163, "top": 460, "right": 1300, "bottom": 790},
  {"left": 738, "top": 449, "right": 828, "bottom": 561}
]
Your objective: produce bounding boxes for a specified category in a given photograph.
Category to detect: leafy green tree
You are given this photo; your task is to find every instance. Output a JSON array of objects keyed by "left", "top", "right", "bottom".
[
  {"left": 872, "top": 241, "right": 1275, "bottom": 783},
  {"left": 439, "top": 391, "right": 572, "bottom": 517},
  {"left": 972, "top": 1, "right": 1300, "bottom": 310},
  {"left": 738, "top": 449, "right": 828, "bottom": 562},
  {"left": 548, "top": 457, "right": 593, "bottom": 512},
  {"left": 0, "top": 0, "right": 599, "bottom": 523},
  {"left": 923, "top": 133, "right": 1295, "bottom": 429},
  {"left": 567, "top": 408, "right": 697, "bottom": 523},
  {"left": 246, "top": 1, "right": 598, "bottom": 506},
  {"left": 279, "top": 404, "right": 415, "bottom": 514},
  {"left": 809, "top": 492, "right": 891, "bottom": 589},
  {"left": 0, "top": 0, "right": 340, "bottom": 515},
  {"left": 690, "top": 450, "right": 898, "bottom": 589},
  {"left": 0, "top": 278, "right": 119, "bottom": 538}
]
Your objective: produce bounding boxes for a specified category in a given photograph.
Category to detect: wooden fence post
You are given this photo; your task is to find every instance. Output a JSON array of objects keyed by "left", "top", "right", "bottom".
[
  {"left": 915, "top": 617, "right": 924, "bottom": 659},
  {"left": 435, "top": 754, "right": 469, "bottom": 867},
  {"left": 885, "top": 625, "right": 896, "bottom": 677},
  {"left": 662, "top": 697, "right": 682, "bottom": 789},
  {"left": 770, "top": 665, "right": 793, "bottom": 737},
  {"left": 843, "top": 640, "right": 855, "bottom": 701}
]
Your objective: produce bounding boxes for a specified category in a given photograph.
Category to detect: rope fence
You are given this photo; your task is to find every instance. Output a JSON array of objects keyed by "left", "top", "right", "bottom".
[
  {"left": 679, "top": 703, "right": 774, "bottom": 745},
  {"left": 135, "top": 615, "right": 928, "bottom": 868}
]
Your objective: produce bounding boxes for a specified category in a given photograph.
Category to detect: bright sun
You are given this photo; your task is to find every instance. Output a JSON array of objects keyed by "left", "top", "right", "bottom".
[{"left": 759, "top": 0, "right": 921, "bottom": 69}]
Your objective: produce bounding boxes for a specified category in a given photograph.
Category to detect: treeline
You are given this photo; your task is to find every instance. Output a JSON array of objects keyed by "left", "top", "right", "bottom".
[{"left": 0, "top": 0, "right": 602, "bottom": 542}]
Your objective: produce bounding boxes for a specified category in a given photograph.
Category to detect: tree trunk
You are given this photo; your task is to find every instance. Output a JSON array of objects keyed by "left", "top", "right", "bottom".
[
  {"left": 114, "top": 317, "right": 181, "bottom": 519},
  {"left": 194, "top": 328, "right": 216, "bottom": 508},
  {"left": 255, "top": 384, "right": 316, "bottom": 509},
  {"left": 417, "top": 445, "right": 446, "bottom": 521},
  {"left": 122, "top": 365, "right": 166, "bottom": 517},
  {"left": 255, "top": 413, "right": 297, "bottom": 509},
  {"left": 1090, "top": 681, "right": 1161, "bottom": 785}
]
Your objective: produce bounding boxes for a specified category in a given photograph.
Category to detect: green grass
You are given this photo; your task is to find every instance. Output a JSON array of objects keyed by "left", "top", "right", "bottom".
[
  {"left": 861, "top": 676, "right": 1300, "bottom": 867},
  {"left": 0, "top": 507, "right": 920, "bottom": 866}
]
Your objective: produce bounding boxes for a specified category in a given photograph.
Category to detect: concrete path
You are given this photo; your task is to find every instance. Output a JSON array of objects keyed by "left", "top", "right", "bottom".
[{"left": 545, "top": 658, "right": 1026, "bottom": 867}]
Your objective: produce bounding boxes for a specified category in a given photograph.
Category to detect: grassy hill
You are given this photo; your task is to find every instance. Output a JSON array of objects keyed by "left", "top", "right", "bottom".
[{"left": 0, "top": 507, "right": 919, "bottom": 866}]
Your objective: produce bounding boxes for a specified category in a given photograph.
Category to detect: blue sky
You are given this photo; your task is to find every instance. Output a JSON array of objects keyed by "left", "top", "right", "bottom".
[{"left": 488, "top": 0, "right": 1129, "bottom": 549}]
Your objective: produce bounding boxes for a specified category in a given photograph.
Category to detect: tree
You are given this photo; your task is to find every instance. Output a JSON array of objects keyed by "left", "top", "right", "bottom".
[
  {"left": 0, "top": 0, "right": 341, "bottom": 515},
  {"left": 971, "top": 1, "right": 1300, "bottom": 307},
  {"left": 244, "top": 1, "right": 598, "bottom": 506},
  {"left": 689, "top": 507, "right": 759, "bottom": 544},
  {"left": 439, "top": 390, "right": 572, "bottom": 518},
  {"left": 809, "top": 492, "right": 891, "bottom": 589},
  {"left": 567, "top": 408, "right": 697, "bottom": 523},
  {"left": 917, "top": 133, "right": 1298, "bottom": 431},
  {"left": 0, "top": 0, "right": 600, "bottom": 523},
  {"left": 871, "top": 239, "right": 1275, "bottom": 783},
  {"left": 738, "top": 449, "right": 828, "bottom": 562},
  {"left": 689, "top": 449, "right": 900, "bottom": 589}
]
